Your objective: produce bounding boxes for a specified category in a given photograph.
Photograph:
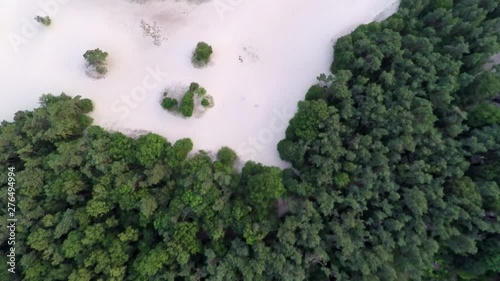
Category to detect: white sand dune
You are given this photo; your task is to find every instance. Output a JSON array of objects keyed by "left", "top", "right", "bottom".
[{"left": 0, "top": 0, "right": 399, "bottom": 167}]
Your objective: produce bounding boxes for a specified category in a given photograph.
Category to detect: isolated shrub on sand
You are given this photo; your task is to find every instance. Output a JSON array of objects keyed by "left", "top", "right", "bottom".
[
  {"left": 35, "top": 15, "right": 51, "bottom": 26},
  {"left": 180, "top": 91, "right": 195, "bottom": 117},
  {"left": 201, "top": 95, "right": 214, "bottom": 108},
  {"left": 161, "top": 97, "right": 178, "bottom": 111},
  {"left": 192, "top": 42, "right": 213, "bottom": 66},
  {"left": 201, "top": 98, "right": 210, "bottom": 107},
  {"left": 83, "top": 48, "right": 109, "bottom": 76}
]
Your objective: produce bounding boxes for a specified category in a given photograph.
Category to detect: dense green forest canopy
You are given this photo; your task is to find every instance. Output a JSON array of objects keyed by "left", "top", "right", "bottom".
[{"left": 1, "top": 0, "right": 499, "bottom": 280}]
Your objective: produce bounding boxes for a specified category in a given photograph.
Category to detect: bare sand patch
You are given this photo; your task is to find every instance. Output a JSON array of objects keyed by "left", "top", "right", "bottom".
[{"left": 0, "top": 0, "right": 399, "bottom": 167}]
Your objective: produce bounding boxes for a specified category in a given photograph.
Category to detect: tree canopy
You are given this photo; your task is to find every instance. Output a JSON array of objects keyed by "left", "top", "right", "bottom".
[{"left": 1, "top": 1, "right": 499, "bottom": 280}]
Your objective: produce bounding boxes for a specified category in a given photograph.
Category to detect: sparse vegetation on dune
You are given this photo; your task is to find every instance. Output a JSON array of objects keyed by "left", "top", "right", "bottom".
[
  {"left": 83, "top": 48, "right": 109, "bottom": 78},
  {"left": 192, "top": 41, "right": 213, "bottom": 66},
  {"left": 34, "top": 15, "right": 51, "bottom": 26},
  {"left": 161, "top": 82, "right": 214, "bottom": 117}
]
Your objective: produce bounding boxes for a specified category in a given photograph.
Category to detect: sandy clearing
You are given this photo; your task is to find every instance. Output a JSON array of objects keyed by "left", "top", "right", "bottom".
[{"left": 0, "top": 0, "right": 399, "bottom": 167}]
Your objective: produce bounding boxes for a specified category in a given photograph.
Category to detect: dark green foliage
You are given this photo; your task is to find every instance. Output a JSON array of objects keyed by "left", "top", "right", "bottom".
[
  {"left": 280, "top": 1, "right": 500, "bottom": 280},
  {"left": 83, "top": 49, "right": 108, "bottom": 66},
  {"left": 189, "top": 82, "right": 200, "bottom": 92},
  {"left": 192, "top": 42, "right": 213, "bottom": 66},
  {"left": 34, "top": 15, "right": 51, "bottom": 26},
  {"left": 166, "top": 138, "right": 193, "bottom": 167},
  {"left": 83, "top": 49, "right": 108, "bottom": 75},
  {"left": 178, "top": 82, "right": 210, "bottom": 117},
  {"left": 305, "top": 84, "right": 326, "bottom": 101},
  {"left": 78, "top": 98, "right": 94, "bottom": 112},
  {"left": 161, "top": 97, "right": 178, "bottom": 111},
  {"left": 2, "top": 1, "right": 499, "bottom": 280},
  {"left": 432, "top": 0, "right": 453, "bottom": 9},
  {"left": 162, "top": 83, "right": 212, "bottom": 118},
  {"left": 216, "top": 146, "right": 237, "bottom": 167},
  {"left": 240, "top": 162, "right": 285, "bottom": 220},
  {"left": 285, "top": 100, "right": 330, "bottom": 141},
  {"left": 180, "top": 90, "right": 194, "bottom": 117},
  {"left": 201, "top": 98, "right": 210, "bottom": 107},
  {"left": 0, "top": 94, "right": 287, "bottom": 280}
]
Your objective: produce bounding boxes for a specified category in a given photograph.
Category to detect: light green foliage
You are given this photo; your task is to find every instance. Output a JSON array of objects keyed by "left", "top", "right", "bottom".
[
  {"left": 86, "top": 199, "right": 111, "bottom": 218},
  {"left": 118, "top": 227, "right": 139, "bottom": 242},
  {"left": 62, "top": 231, "right": 83, "bottom": 258},
  {"left": 333, "top": 172, "right": 349, "bottom": 187},
  {"left": 243, "top": 223, "right": 268, "bottom": 245},
  {"left": 139, "top": 196, "right": 158, "bottom": 218},
  {"left": 468, "top": 102, "right": 500, "bottom": 127},
  {"left": 135, "top": 133, "right": 169, "bottom": 165},
  {"left": 168, "top": 222, "right": 202, "bottom": 265},
  {"left": 35, "top": 15, "right": 51, "bottom": 26}
]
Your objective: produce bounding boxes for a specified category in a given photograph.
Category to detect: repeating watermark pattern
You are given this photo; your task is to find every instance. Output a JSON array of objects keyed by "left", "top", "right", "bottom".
[
  {"left": 110, "top": 66, "right": 171, "bottom": 120},
  {"left": 237, "top": 106, "right": 295, "bottom": 160},
  {"left": 0, "top": 0, "right": 16, "bottom": 16},
  {"left": 213, "top": 0, "right": 245, "bottom": 20},
  {"left": 6, "top": 167, "right": 17, "bottom": 274},
  {"left": 7, "top": 0, "right": 72, "bottom": 53}
]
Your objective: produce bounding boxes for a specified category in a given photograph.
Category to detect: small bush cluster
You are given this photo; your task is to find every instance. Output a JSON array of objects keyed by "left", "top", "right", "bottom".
[
  {"left": 160, "top": 82, "right": 214, "bottom": 117},
  {"left": 192, "top": 42, "right": 213, "bottom": 66},
  {"left": 35, "top": 15, "right": 51, "bottom": 26},
  {"left": 161, "top": 97, "right": 178, "bottom": 111}
]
